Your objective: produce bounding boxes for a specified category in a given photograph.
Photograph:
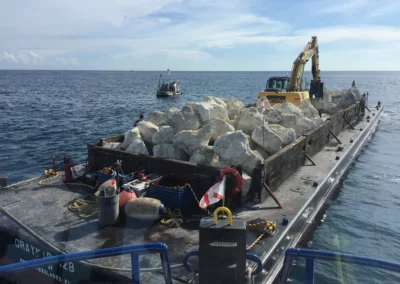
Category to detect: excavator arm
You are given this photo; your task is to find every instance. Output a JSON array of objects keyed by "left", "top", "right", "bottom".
[{"left": 288, "top": 36, "right": 320, "bottom": 92}]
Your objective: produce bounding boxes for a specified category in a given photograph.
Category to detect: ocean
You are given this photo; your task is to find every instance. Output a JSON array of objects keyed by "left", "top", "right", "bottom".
[{"left": 0, "top": 70, "right": 399, "bottom": 282}]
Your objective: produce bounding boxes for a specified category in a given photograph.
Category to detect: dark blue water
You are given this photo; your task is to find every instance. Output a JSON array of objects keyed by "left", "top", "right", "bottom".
[{"left": 1, "top": 71, "right": 399, "bottom": 282}]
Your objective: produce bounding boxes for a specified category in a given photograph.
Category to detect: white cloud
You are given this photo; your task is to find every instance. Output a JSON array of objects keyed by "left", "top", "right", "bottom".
[
  {"left": 56, "top": 57, "right": 78, "bottom": 66},
  {"left": 0, "top": 0, "right": 398, "bottom": 70},
  {"left": 297, "top": 26, "right": 400, "bottom": 42},
  {"left": 0, "top": 52, "right": 18, "bottom": 63},
  {"left": 0, "top": 50, "right": 79, "bottom": 67},
  {"left": 366, "top": 1, "right": 400, "bottom": 18},
  {"left": 165, "top": 49, "right": 212, "bottom": 61},
  {"left": 0, "top": 51, "right": 42, "bottom": 64},
  {"left": 319, "top": 0, "right": 368, "bottom": 14}
]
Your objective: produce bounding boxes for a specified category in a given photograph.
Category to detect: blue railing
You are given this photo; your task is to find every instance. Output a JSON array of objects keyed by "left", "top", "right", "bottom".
[
  {"left": 0, "top": 242, "right": 173, "bottom": 284},
  {"left": 279, "top": 248, "right": 400, "bottom": 284}
]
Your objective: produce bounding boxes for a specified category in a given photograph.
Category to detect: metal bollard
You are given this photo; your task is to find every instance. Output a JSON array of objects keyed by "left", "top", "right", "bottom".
[{"left": 0, "top": 176, "right": 8, "bottom": 188}]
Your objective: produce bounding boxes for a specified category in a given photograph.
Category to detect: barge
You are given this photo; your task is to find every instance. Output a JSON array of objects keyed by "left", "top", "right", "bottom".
[{"left": 0, "top": 100, "right": 383, "bottom": 284}]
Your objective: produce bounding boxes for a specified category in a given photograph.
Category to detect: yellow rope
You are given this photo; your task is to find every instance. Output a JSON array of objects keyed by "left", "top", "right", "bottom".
[
  {"left": 38, "top": 170, "right": 59, "bottom": 185},
  {"left": 247, "top": 232, "right": 267, "bottom": 251},
  {"left": 159, "top": 209, "right": 184, "bottom": 228},
  {"left": 1, "top": 175, "right": 42, "bottom": 189},
  {"left": 68, "top": 199, "right": 98, "bottom": 218},
  {"left": 38, "top": 169, "right": 96, "bottom": 190},
  {"left": 2, "top": 168, "right": 96, "bottom": 191},
  {"left": 246, "top": 221, "right": 276, "bottom": 251}
]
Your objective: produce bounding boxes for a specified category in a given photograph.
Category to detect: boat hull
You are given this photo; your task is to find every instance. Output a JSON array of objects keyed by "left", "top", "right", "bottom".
[
  {"left": 156, "top": 91, "right": 181, "bottom": 97},
  {"left": 0, "top": 225, "right": 130, "bottom": 284}
]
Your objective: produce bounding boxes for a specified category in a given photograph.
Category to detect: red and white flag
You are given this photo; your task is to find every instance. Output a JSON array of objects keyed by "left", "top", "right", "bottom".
[
  {"left": 199, "top": 176, "right": 226, "bottom": 209},
  {"left": 261, "top": 99, "right": 265, "bottom": 114}
]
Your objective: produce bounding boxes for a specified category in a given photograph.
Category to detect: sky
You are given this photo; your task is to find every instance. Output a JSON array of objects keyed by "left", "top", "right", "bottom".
[{"left": 0, "top": 0, "right": 400, "bottom": 71}]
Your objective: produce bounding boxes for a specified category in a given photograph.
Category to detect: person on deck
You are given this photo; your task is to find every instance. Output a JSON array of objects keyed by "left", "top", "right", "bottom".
[{"left": 133, "top": 114, "right": 144, "bottom": 127}]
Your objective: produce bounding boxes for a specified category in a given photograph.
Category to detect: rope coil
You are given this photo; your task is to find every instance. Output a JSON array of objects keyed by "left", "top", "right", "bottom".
[{"left": 68, "top": 199, "right": 98, "bottom": 219}]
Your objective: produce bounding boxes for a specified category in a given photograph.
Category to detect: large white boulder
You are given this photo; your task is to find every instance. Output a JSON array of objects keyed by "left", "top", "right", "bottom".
[
  {"left": 169, "top": 105, "right": 201, "bottom": 133},
  {"left": 338, "top": 91, "right": 356, "bottom": 108},
  {"left": 188, "top": 100, "right": 229, "bottom": 123},
  {"left": 153, "top": 144, "right": 189, "bottom": 161},
  {"left": 165, "top": 108, "right": 181, "bottom": 124},
  {"left": 254, "top": 147, "right": 269, "bottom": 159},
  {"left": 226, "top": 98, "right": 245, "bottom": 119},
  {"left": 241, "top": 150, "right": 264, "bottom": 174},
  {"left": 324, "top": 101, "right": 340, "bottom": 114},
  {"left": 251, "top": 125, "right": 283, "bottom": 155},
  {"left": 299, "top": 100, "right": 322, "bottom": 124},
  {"left": 273, "top": 102, "right": 304, "bottom": 117},
  {"left": 148, "top": 111, "right": 168, "bottom": 126},
  {"left": 173, "top": 125, "right": 213, "bottom": 155},
  {"left": 235, "top": 107, "right": 264, "bottom": 135},
  {"left": 103, "top": 142, "right": 121, "bottom": 150},
  {"left": 263, "top": 108, "right": 282, "bottom": 124},
  {"left": 120, "top": 128, "right": 142, "bottom": 150},
  {"left": 189, "top": 146, "right": 218, "bottom": 166},
  {"left": 279, "top": 113, "right": 316, "bottom": 135},
  {"left": 202, "top": 96, "right": 228, "bottom": 108},
  {"left": 152, "top": 126, "right": 174, "bottom": 144},
  {"left": 126, "top": 139, "right": 149, "bottom": 155},
  {"left": 213, "top": 131, "right": 263, "bottom": 173},
  {"left": 205, "top": 118, "right": 235, "bottom": 141},
  {"left": 137, "top": 121, "right": 159, "bottom": 144},
  {"left": 350, "top": 86, "right": 362, "bottom": 101},
  {"left": 268, "top": 124, "right": 296, "bottom": 146},
  {"left": 211, "top": 160, "right": 231, "bottom": 169}
]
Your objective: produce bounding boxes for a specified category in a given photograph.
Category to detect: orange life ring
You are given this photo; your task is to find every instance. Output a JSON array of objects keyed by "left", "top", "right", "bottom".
[{"left": 220, "top": 168, "right": 242, "bottom": 195}]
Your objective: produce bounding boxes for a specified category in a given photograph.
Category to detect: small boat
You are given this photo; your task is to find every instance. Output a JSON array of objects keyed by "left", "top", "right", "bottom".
[{"left": 156, "top": 70, "right": 181, "bottom": 97}]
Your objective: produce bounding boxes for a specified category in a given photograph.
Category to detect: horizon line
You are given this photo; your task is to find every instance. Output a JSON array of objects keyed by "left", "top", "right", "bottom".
[{"left": 1, "top": 69, "right": 399, "bottom": 72}]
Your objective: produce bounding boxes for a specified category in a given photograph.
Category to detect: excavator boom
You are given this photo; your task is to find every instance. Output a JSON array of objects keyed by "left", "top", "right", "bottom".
[{"left": 288, "top": 36, "right": 319, "bottom": 92}]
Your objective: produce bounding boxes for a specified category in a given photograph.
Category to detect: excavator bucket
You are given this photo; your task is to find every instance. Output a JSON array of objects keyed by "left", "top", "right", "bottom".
[{"left": 309, "top": 80, "right": 324, "bottom": 99}]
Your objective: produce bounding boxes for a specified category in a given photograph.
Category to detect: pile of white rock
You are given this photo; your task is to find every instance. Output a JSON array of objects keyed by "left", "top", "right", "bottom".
[
  {"left": 311, "top": 84, "right": 363, "bottom": 113},
  {"left": 104, "top": 96, "right": 323, "bottom": 175}
]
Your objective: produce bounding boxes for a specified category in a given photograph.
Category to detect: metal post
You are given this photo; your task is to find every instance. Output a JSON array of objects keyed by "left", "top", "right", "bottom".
[
  {"left": 305, "top": 258, "right": 315, "bottom": 284},
  {"left": 278, "top": 254, "right": 294, "bottom": 284},
  {"left": 131, "top": 252, "right": 141, "bottom": 284},
  {"left": 328, "top": 130, "right": 342, "bottom": 144},
  {"left": 344, "top": 117, "right": 355, "bottom": 130},
  {"left": 52, "top": 156, "right": 56, "bottom": 171},
  {"left": 222, "top": 176, "right": 226, "bottom": 218},
  {"left": 263, "top": 182, "right": 283, "bottom": 208},
  {"left": 0, "top": 176, "right": 7, "bottom": 188},
  {"left": 304, "top": 154, "right": 316, "bottom": 166},
  {"left": 160, "top": 251, "right": 173, "bottom": 284}
]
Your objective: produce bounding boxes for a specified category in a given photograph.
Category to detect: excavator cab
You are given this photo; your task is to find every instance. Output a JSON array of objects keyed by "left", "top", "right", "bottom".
[
  {"left": 258, "top": 76, "right": 309, "bottom": 106},
  {"left": 265, "top": 77, "right": 289, "bottom": 92}
]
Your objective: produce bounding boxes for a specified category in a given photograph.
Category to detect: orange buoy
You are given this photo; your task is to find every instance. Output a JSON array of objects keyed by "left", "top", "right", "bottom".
[{"left": 119, "top": 189, "right": 136, "bottom": 207}]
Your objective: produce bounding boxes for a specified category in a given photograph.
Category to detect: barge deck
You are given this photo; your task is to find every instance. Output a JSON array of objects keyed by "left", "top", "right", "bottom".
[{"left": 0, "top": 103, "right": 383, "bottom": 284}]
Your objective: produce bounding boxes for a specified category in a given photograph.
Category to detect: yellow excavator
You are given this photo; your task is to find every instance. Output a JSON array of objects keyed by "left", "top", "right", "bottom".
[{"left": 258, "top": 36, "right": 324, "bottom": 107}]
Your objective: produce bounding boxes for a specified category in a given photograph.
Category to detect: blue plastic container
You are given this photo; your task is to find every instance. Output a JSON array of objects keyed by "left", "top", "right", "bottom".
[
  {"left": 98, "top": 172, "right": 137, "bottom": 187},
  {"left": 146, "top": 177, "right": 198, "bottom": 210}
]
